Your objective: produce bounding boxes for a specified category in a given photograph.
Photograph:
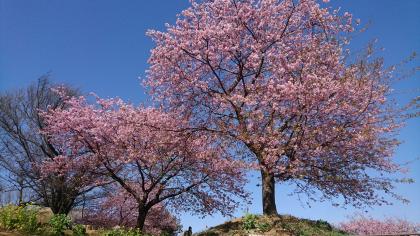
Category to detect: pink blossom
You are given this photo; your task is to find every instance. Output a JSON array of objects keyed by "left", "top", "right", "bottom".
[
  {"left": 339, "top": 214, "right": 420, "bottom": 235},
  {"left": 41, "top": 94, "right": 249, "bottom": 230},
  {"left": 79, "top": 186, "right": 179, "bottom": 235},
  {"left": 145, "top": 0, "right": 406, "bottom": 213}
]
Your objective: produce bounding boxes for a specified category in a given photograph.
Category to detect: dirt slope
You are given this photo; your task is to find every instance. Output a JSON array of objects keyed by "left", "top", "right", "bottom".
[{"left": 194, "top": 214, "right": 348, "bottom": 236}]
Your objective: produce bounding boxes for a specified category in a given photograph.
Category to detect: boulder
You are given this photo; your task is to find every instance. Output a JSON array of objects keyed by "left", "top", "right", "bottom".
[{"left": 36, "top": 207, "right": 54, "bottom": 225}]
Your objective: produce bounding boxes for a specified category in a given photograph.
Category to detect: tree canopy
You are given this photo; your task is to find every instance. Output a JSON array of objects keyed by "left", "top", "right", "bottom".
[{"left": 145, "top": 0, "right": 406, "bottom": 214}]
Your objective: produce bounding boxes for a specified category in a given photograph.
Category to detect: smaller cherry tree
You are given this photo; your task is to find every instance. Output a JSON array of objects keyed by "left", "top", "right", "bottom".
[
  {"left": 79, "top": 185, "right": 179, "bottom": 235},
  {"left": 339, "top": 214, "right": 420, "bottom": 235},
  {"left": 41, "top": 93, "right": 249, "bottom": 230}
]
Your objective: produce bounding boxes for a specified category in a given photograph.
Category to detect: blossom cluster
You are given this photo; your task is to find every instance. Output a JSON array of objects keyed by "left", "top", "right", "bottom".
[
  {"left": 41, "top": 93, "right": 249, "bottom": 229},
  {"left": 145, "top": 0, "right": 404, "bottom": 208},
  {"left": 339, "top": 214, "right": 420, "bottom": 235},
  {"left": 79, "top": 186, "right": 179, "bottom": 235}
]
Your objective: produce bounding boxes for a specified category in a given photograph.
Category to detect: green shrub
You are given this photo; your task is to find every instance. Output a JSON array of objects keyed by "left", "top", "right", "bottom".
[
  {"left": 315, "top": 219, "right": 333, "bottom": 230},
  {"left": 72, "top": 224, "right": 87, "bottom": 236},
  {"left": 102, "top": 228, "right": 144, "bottom": 236},
  {"left": 242, "top": 213, "right": 258, "bottom": 230},
  {"left": 241, "top": 214, "right": 271, "bottom": 232},
  {"left": 0, "top": 205, "right": 18, "bottom": 230},
  {"left": 17, "top": 206, "right": 39, "bottom": 233},
  {"left": 0, "top": 204, "right": 40, "bottom": 233},
  {"left": 49, "top": 214, "right": 71, "bottom": 236}
]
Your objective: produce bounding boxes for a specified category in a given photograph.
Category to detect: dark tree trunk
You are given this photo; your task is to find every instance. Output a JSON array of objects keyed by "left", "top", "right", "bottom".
[
  {"left": 18, "top": 187, "right": 24, "bottom": 205},
  {"left": 261, "top": 169, "right": 278, "bottom": 215},
  {"left": 48, "top": 185, "right": 76, "bottom": 215},
  {"left": 136, "top": 206, "right": 149, "bottom": 231},
  {"left": 49, "top": 196, "right": 75, "bottom": 215}
]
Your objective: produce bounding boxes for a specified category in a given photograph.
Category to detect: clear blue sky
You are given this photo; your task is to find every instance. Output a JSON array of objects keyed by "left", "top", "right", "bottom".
[{"left": 1, "top": 0, "right": 419, "bottom": 232}]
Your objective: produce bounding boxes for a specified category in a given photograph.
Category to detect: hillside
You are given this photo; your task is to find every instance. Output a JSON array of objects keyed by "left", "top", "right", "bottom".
[{"left": 195, "top": 214, "right": 348, "bottom": 236}]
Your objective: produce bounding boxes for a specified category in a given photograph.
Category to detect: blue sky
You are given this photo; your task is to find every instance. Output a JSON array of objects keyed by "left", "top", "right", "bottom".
[{"left": 1, "top": 0, "right": 419, "bottom": 232}]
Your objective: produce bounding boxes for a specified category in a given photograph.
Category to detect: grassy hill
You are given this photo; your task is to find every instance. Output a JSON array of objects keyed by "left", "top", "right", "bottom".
[{"left": 195, "top": 214, "right": 349, "bottom": 236}]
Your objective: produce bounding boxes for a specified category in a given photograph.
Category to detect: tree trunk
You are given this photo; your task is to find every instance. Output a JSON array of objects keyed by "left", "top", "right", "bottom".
[
  {"left": 261, "top": 169, "right": 278, "bottom": 215},
  {"left": 49, "top": 192, "right": 75, "bottom": 215},
  {"left": 136, "top": 206, "right": 149, "bottom": 231},
  {"left": 18, "top": 187, "right": 24, "bottom": 205}
]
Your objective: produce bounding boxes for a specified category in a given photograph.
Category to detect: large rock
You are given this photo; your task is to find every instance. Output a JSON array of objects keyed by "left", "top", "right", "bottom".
[
  {"left": 22, "top": 205, "right": 54, "bottom": 225},
  {"left": 36, "top": 207, "right": 54, "bottom": 225}
]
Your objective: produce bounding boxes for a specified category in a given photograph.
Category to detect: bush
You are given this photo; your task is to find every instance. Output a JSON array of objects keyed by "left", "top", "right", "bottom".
[
  {"left": 17, "top": 206, "right": 39, "bottom": 233},
  {"left": 0, "top": 205, "right": 19, "bottom": 230},
  {"left": 49, "top": 214, "right": 71, "bottom": 235},
  {"left": 0, "top": 204, "right": 40, "bottom": 233},
  {"left": 315, "top": 220, "right": 333, "bottom": 230},
  {"left": 102, "top": 228, "right": 144, "bottom": 236},
  {"left": 72, "top": 224, "right": 87, "bottom": 236},
  {"left": 241, "top": 213, "right": 271, "bottom": 232},
  {"left": 242, "top": 213, "right": 258, "bottom": 230}
]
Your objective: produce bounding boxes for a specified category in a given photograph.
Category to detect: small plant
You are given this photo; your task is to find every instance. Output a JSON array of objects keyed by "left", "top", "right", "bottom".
[
  {"left": 102, "top": 228, "right": 143, "bottom": 236},
  {"left": 241, "top": 213, "right": 271, "bottom": 232},
  {"left": 49, "top": 214, "right": 71, "bottom": 235},
  {"left": 0, "top": 205, "right": 19, "bottom": 230},
  {"left": 0, "top": 204, "right": 40, "bottom": 233},
  {"left": 242, "top": 213, "right": 258, "bottom": 230},
  {"left": 17, "top": 205, "right": 39, "bottom": 233},
  {"left": 72, "top": 224, "right": 87, "bottom": 236},
  {"left": 256, "top": 222, "right": 270, "bottom": 232},
  {"left": 315, "top": 220, "right": 332, "bottom": 230}
]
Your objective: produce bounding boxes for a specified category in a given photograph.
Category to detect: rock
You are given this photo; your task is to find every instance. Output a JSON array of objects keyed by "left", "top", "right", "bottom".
[
  {"left": 36, "top": 207, "right": 54, "bottom": 224},
  {"left": 86, "top": 230, "right": 102, "bottom": 236}
]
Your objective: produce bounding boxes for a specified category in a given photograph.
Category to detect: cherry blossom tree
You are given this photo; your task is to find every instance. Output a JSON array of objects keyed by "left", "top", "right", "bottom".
[
  {"left": 41, "top": 94, "right": 248, "bottom": 230},
  {"left": 79, "top": 185, "right": 180, "bottom": 235},
  {"left": 145, "top": 0, "right": 406, "bottom": 215},
  {"left": 339, "top": 214, "right": 420, "bottom": 235}
]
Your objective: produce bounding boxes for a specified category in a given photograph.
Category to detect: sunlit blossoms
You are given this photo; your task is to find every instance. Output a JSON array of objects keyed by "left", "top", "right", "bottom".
[
  {"left": 41, "top": 93, "right": 249, "bottom": 230},
  {"left": 339, "top": 214, "right": 420, "bottom": 235},
  {"left": 146, "top": 0, "right": 405, "bottom": 214}
]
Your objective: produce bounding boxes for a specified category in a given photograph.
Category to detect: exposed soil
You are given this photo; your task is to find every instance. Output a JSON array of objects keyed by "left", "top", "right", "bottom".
[{"left": 194, "top": 214, "right": 348, "bottom": 236}]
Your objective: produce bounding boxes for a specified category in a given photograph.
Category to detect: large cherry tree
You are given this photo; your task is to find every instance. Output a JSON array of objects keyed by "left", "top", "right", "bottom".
[
  {"left": 145, "top": 0, "right": 405, "bottom": 215},
  {"left": 41, "top": 94, "right": 248, "bottom": 230}
]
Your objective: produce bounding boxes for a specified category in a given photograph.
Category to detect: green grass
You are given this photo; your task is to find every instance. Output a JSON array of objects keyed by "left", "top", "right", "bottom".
[{"left": 0, "top": 204, "right": 89, "bottom": 236}]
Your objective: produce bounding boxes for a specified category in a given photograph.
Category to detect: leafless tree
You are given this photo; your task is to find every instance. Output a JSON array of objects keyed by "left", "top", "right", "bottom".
[{"left": 0, "top": 76, "right": 98, "bottom": 213}]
